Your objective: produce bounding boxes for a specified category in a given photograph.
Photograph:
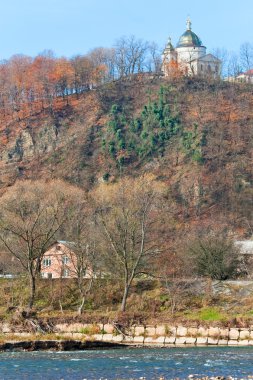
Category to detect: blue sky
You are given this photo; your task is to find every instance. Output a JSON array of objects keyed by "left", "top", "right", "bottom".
[{"left": 0, "top": 0, "right": 252, "bottom": 59}]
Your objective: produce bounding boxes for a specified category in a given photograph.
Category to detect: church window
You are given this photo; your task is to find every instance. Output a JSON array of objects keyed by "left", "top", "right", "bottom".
[
  {"left": 208, "top": 65, "right": 211, "bottom": 72},
  {"left": 201, "top": 64, "right": 203, "bottom": 71}
]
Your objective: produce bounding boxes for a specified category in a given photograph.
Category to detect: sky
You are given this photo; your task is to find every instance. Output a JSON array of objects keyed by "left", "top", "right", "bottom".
[{"left": 0, "top": 0, "right": 252, "bottom": 60}]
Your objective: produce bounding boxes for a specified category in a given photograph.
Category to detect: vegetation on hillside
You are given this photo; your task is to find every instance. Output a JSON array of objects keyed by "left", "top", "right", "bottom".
[{"left": 0, "top": 68, "right": 252, "bottom": 324}]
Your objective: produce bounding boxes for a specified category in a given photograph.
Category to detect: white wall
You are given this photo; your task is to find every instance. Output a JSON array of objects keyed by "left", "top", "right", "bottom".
[{"left": 176, "top": 46, "right": 206, "bottom": 63}]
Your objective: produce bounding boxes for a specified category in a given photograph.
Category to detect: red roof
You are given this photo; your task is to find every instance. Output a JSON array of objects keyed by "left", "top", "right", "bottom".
[{"left": 244, "top": 69, "right": 253, "bottom": 76}]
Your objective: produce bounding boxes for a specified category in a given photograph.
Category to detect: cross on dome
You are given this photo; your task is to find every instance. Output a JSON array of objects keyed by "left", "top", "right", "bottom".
[{"left": 186, "top": 17, "right": 192, "bottom": 30}]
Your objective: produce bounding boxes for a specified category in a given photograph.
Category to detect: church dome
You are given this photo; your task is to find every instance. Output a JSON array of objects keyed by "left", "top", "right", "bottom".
[{"left": 177, "top": 18, "right": 203, "bottom": 48}]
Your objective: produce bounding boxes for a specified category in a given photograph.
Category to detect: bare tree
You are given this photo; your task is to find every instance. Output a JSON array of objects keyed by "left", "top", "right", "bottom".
[
  {"left": 146, "top": 42, "right": 162, "bottom": 73},
  {"left": 114, "top": 35, "right": 149, "bottom": 78},
  {"left": 0, "top": 180, "right": 79, "bottom": 312},
  {"left": 187, "top": 232, "right": 240, "bottom": 280},
  {"left": 212, "top": 47, "right": 229, "bottom": 78},
  {"left": 65, "top": 199, "right": 100, "bottom": 315},
  {"left": 227, "top": 52, "right": 241, "bottom": 79},
  {"left": 240, "top": 42, "right": 253, "bottom": 72},
  {"left": 88, "top": 47, "right": 116, "bottom": 81},
  {"left": 94, "top": 175, "right": 164, "bottom": 312}
]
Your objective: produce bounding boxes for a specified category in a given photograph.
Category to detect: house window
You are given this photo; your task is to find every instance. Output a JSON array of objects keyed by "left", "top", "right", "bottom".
[
  {"left": 41, "top": 272, "right": 52, "bottom": 279},
  {"left": 62, "top": 269, "right": 69, "bottom": 278},
  {"left": 62, "top": 256, "right": 69, "bottom": 265},
  {"left": 43, "top": 258, "right": 51, "bottom": 267}
]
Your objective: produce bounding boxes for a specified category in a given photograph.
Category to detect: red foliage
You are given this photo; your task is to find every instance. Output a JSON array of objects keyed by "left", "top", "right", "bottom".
[{"left": 0, "top": 52, "right": 109, "bottom": 125}]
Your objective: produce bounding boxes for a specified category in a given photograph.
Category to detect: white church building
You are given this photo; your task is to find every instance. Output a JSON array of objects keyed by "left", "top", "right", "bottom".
[{"left": 162, "top": 19, "right": 221, "bottom": 78}]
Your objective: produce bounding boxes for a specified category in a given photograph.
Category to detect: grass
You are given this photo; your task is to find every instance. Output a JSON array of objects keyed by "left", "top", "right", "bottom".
[
  {"left": 79, "top": 325, "right": 103, "bottom": 335},
  {"left": 0, "top": 333, "right": 85, "bottom": 343},
  {"left": 2, "top": 278, "right": 253, "bottom": 327},
  {"left": 184, "top": 307, "right": 227, "bottom": 322}
]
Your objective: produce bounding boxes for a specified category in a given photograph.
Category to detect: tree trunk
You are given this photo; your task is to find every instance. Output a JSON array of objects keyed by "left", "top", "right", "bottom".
[
  {"left": 121, "top": 284, "right": 130, "bottom": 312},
  {"left": 28, "top": 274, "right": 36, "bottom": 311},
  {"left": 78, "top": 296, "right": 85, "bottom": 315}
]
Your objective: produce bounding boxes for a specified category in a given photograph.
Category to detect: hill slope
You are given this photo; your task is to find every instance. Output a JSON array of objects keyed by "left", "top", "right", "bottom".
[{"left": 0, "top": 76, "right": 252, "bottom": 236}]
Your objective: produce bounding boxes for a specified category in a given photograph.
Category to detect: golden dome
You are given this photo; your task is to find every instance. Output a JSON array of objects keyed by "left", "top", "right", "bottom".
[{"left": 177, "top": 18, "right": 203, "bottom": 48}]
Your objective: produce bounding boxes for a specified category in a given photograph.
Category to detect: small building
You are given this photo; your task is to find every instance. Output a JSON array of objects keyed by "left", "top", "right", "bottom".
[
  {"left": 41, "top": 241, "right": 76, "bottom": 279},
  {"left": 236, "top": 69, "right": 253, "bottom": 84},
  {"left": 41, "top": 241, "right": 92, "bottom": 279},
  {"left": 162, "top": 18, "right": 221, "bottom": 78}
]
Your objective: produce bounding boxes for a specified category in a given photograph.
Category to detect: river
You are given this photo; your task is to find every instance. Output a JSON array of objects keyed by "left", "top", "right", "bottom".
[{"left": 0, "top": 347, "right": 253, "bottom": 379}]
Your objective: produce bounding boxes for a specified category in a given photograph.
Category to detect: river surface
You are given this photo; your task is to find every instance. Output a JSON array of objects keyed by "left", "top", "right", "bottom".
[{"left": 0, "top": 347, "right": 253, "bottom": 379}]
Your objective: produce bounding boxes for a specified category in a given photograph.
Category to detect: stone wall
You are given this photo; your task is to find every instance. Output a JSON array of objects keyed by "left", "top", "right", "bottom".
[
  {"left": 2, "top": 322, "right": 253, "bottom": 347},
  {"left": 51, "top": 323, "right": 253, "bottom": 346}
]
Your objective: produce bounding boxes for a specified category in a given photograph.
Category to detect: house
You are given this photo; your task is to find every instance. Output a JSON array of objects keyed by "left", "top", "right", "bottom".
[
  {"left": 162, "top": 18, "right": 221, "bottom": 78},
  {"left": 41, "top": 241, "right": 92, "bottom": 279},
  {"left": 236, "top": 69, "right": 253, "bottom": 84}
]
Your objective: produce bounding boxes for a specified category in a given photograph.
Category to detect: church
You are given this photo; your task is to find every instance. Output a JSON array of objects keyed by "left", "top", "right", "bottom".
[{"left": 162, "top": 19, "right": 221, "bottom": 78}]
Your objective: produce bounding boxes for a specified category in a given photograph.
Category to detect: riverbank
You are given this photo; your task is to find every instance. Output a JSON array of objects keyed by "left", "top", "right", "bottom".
[
  {"left": 0, "top": 339, "right": 123, "bottom": 351},
  {"left": 1, "top": 322, "right": 253, "bottom": 351}
]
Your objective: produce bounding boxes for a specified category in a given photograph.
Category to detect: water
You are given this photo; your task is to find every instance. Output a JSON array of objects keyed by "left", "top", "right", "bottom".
[{"left": 0, "top": 347, "right": 253, "bottom": 379}]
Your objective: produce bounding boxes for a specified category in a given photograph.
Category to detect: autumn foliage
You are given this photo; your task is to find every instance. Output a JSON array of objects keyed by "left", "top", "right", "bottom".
[{"left": 0, "top": 52, "right": 108, "bottom": 123}]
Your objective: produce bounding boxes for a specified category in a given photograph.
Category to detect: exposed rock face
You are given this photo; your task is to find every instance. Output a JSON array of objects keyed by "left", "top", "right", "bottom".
[
  {"left": 2, "top": 129, "right": 34, "bottom": 162},
  {"left": 35, "top": 125, "right": 58, "bottom": 155},
  {"left": 1, "top": 125, "right": 58, "bottom": 163}
]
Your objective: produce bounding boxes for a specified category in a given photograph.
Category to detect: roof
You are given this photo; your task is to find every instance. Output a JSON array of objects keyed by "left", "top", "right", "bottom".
[
  {"left": 189, "top": 54, "right": 221, "bottom": 63},
  {"left": 43, "top": 240, "right": 76, "bottom": 256},
  {"left": 163, "top": 37, "right": 175, "bottom": 54},
  {"left": 244, "top": 69, "right": 253, "bottom": 76},
  {"left": 197, "top": 54, "right": 221, "bottom": 63},
  {"left": 177, "top": 29, "right": 203, "bottom": 48}
]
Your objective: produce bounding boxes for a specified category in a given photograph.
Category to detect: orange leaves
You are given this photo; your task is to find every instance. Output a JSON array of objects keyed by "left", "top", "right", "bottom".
[
  {"left": 91, "top": 64, "right": 108, "bottom": 85},
  {"left": 0, "top": 51, "right": 110, "bottom": 122},
  {"left": 49, "top": 58, "right": 74, "bottom": 86},
  {"left": 164, "top": 60, "right": 184, "bottom": 79}
]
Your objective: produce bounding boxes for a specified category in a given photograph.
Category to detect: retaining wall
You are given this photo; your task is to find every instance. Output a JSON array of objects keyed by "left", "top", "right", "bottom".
[
  {"left": 2, "top": 323, "right": 252, "bottom": 347},
  {"left": 54, "top": 323, "right": 253, "bottom": 346}
]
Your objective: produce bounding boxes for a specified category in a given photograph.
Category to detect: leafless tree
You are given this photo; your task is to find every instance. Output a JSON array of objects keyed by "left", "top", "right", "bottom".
[
  {"left": 187, "top": 232, "right": 240, "bottom": 280},
  {"left": 227, "top": 52, "right": 241, "bottom": 78},
  {"left": 114, "top": 35, "right": 149, "bottom": 78},
  {"left": 94, "top": 175, "right": 164, "bottom": 312},
  {"left": 88, "top": 47, "right": 116, "bottom": 81},
  {"left": 65, "top": 199, "right": 100, "bottom": 315},
  {"left": 212, "top": 47, "right": 229, "bottom": 78},
  {"left": 240, "top": 42, "right": 253, "bottom": 72},
  {"left": 146, "top": 42, "right": 162, "bottom": 73},
  {"left": 0, "top": 180, "right": 79, "bottom": 312}
]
